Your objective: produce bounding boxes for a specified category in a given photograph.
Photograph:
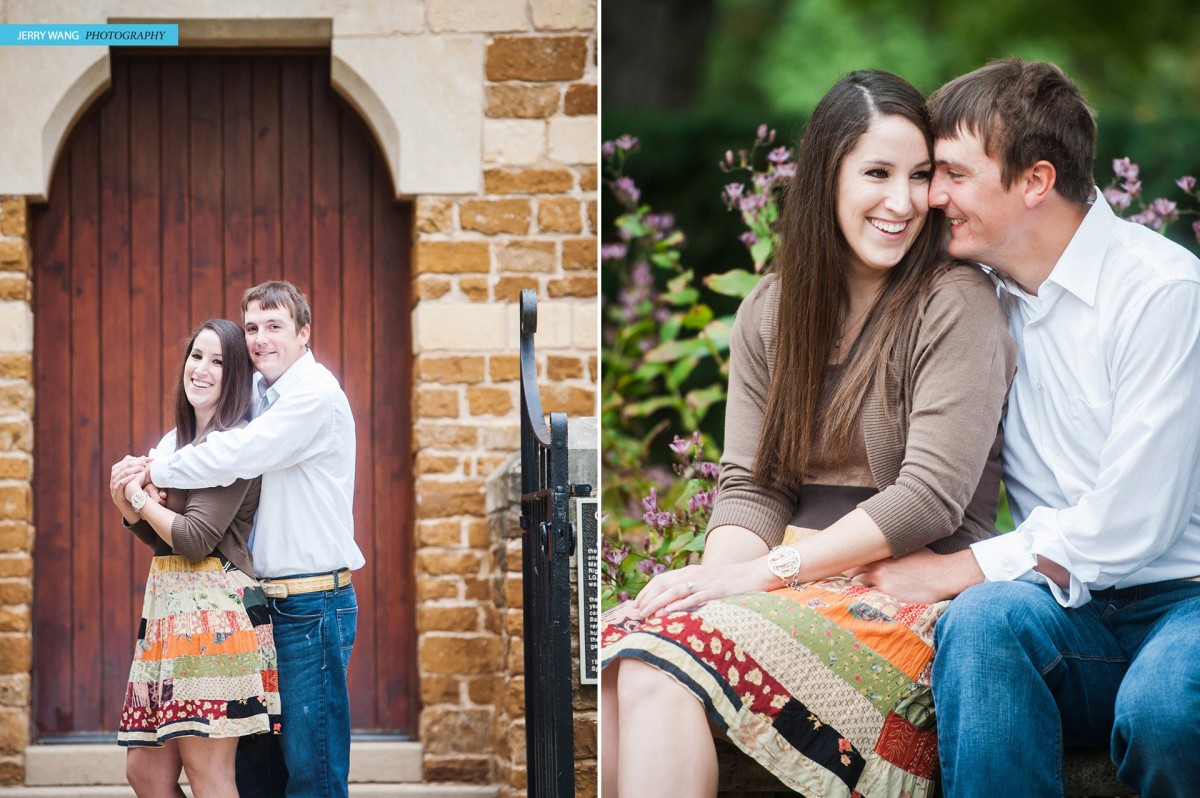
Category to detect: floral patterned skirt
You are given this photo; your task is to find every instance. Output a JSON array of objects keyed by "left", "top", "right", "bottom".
[
  {"left": 601, "top": 577, "right": 948, "bottom": 798},
  {"left": 118, "top": 555, "right": 281, "bottom": 746}
]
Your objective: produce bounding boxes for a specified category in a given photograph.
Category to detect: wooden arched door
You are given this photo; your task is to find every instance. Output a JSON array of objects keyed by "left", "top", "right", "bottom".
[{"left": 31, "top": 53, "right": 416, "bottom": 739}]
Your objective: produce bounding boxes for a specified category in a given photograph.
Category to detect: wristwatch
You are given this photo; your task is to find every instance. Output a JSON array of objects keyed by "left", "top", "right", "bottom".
[
  {"left": 767, "top": 545, "right": 803, "bottom": 589},
  {"left": 130, "top": 489, "right": 149, "bottom": 514}
]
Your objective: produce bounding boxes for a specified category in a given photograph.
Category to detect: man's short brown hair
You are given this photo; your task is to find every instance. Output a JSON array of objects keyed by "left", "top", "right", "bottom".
[
  {"left": 241, "top": 280, "right": 312, "bottom": 333},
  {"left": 929, "top": 59, "right": 1097, "bottom": 204}
]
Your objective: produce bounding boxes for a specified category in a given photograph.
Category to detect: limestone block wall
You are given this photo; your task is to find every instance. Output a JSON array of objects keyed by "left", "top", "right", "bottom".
[
  {"left": 0, "top": 0, "right": 596, "bottom": 787},
  {"left": 0, "top": 198, "right": 31, "bottom": 784},
  {"left": 412, "top": 5, "right": 598, "bottom": 785}
]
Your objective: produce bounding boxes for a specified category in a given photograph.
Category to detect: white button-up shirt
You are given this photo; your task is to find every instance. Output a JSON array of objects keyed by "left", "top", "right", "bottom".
[
  {"left": 150, "top": 350, "right": 365, "bottom": 578},
  {"left": 971, "top": 192, "right": 1200, "bottom": 607}
]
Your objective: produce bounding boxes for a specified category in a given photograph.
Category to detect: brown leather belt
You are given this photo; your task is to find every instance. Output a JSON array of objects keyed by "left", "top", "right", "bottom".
[{"left": 260, "top": 569, "right": 352, "bottom": 599}]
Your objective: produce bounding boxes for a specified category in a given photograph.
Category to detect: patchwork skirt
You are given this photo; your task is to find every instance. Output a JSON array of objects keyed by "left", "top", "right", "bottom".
[
  {"left": 601, "top": 577, "right": 948, "bottom": 798},
  {"left": 118, "top": 555, "right": 282, "bottom": 746}
]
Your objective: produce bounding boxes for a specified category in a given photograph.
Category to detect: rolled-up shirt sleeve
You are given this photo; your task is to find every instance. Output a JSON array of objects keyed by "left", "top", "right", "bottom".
[
  {"left": 973, "top": 281, "right": 1200, "bottom": 607},
  {"left": 150, "top": 384, "right": 332, "bottom": 489}
]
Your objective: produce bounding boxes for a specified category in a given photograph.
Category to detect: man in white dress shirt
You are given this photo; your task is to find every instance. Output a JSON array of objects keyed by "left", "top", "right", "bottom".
[
  {"left": 851, "top": 60, "right": 1200, "bottom": 796},
  {"left": 149, "top": 281, "right": 363, "bottom": 797}
]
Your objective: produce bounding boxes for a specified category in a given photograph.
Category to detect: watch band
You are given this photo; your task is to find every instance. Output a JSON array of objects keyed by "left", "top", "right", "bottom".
[{"left": 130, "top": 489, "right": 148, "bottom": 514}]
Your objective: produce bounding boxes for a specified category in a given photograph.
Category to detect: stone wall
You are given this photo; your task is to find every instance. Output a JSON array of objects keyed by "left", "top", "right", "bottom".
[
  {"left": 0, "top": 0, "right": 596, "bottom": 787},
  {"left": 0, "top": 197, "right": 31, "bottom": 784},
  {"left": 412, "top": 1, "right": 598, "bottom": 786}
]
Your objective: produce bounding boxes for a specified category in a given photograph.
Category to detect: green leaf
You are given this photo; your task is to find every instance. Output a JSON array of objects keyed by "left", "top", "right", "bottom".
[
  {"left": 621, "top": 395, "right": 679, "bottom": 419},
  {"left": 681, "top": 304, "right": 714, "bottom": 329},
  {"left": 686, "top": 385, "right": 726, "bottom": 417},
  {"left": 659, "top": 314, "right": 681, "bottom": 342},
  {"left": 663, "top": 288, "right": 700, "bottom": 305},
  {"left": 670, "top": 355, "right": 701, "bottom": 385},
  {"left": 615, "top": 214, "right": 650, "bottom": 238},
  {"left": 666, "top": 271, "right": 694, "bottom": 293},
  {"left": 703, "top": 318, "right": 734, "bottom": 352},
  {"left": 750, "top": 238, "right": 773, "bottom": 265},
  {"left": 650, "top": 251, "right": 681, "bottom": 269},
  {"left": 645, "top": 338, "right": 710, "bottom": 362},
  {"left": 704, "top": 269, "right": 762, "bottom": 298}
]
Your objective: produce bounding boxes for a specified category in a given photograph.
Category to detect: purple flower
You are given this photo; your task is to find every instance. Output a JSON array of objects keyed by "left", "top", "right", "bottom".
[
  {"left": 641, "top": 487, "right": 659, "bottom": 513},
  {"left": 1151, "top": 198, "right": 1178, "bottom": 222},
  {"left": 669, "top": 435, "right": 693, "bottom": 457},
  {"left": 767, "top": 147, "right": 791, "bottom": 164},
  {"left": 1193, "top": 219, "right": 1200, "bottom": 245},
  {"left": 757, "top": 123, "right": 769, "bottom": 143},
  {"left": 699, "top": 461, "right": 721, "bottom": 480},
  {"left": 740, "top": 231, "right": 758, "bottom": 247},
  {"left": 615, "top": 134, "right": 639, "bottom": 151},
  {"left": 601, "top": 140, "right": 617, "bottom": 158},
  {"left": 775, "top": 163, "right": 797, "bottom": 180},
  {"left": 1177, "top": 176, "right": 1197, "bottom": 194},
  {"left": 1122, "top": 179, "right": 1142, "bottom": 198},
  {"left": 631, "top": 260, "right": 653, "bottom": 287},
  {"left": 1113, "top": 157, "right": 1139, "bottom": 181},
  {"left": 1128, "top": 209, "right": 1163, "bottom": 232},
  {"left": 605, "top": 548, "right": 629, "bottom": 568},
  {"left": 724, "top": 182, "right": 745, "bottom": 200},
  {"left": 617, "top": 591, "right": 630, "bottom": 602},
  {"left": 739, "top": 194, "right": 768, "bottom": 212},
  {"left": 645, "top": 213, "right": 676, "bottom": 232},
  {"left": 753, "top": 172, "right": 775, "bottom": 191},
  {"left": 1103, "top": 186, "right": 1132, "bottom": 212},
  {"left": 724, "top": 150, "right": 734, "bottom": 166},
  {"left": 601, "top": 243, "right": 628, "bottom": 261},
  {"left": 638, "top": 559, "right": 667, "bottom": 578},
  {"left": 613, "top": 176, "right": 641, "bottom": 205},
  {"left": 687, "top": 491, "right": 713, "bottom": 514}
]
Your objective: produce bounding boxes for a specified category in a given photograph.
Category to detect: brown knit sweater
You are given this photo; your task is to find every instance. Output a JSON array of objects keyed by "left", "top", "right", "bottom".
[
  {"left": 126, "top": 477, "right": 260, "bottom": 576},
  {"left": 706, "top": 264, "right": 1017, "bottom": 555}
]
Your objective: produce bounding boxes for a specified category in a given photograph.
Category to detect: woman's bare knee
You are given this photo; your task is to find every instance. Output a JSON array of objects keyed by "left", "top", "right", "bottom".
[{"left": 126, "top": 744, "right": 184, "bottom": 797}]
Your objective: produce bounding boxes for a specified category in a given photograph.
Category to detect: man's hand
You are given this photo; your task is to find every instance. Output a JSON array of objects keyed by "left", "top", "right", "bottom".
[
  {"left": 109, "top": 456, "right": 147, "bottom": 506},
  {"left": 848, "top": 548, "right": 985, "bottom": 604}
]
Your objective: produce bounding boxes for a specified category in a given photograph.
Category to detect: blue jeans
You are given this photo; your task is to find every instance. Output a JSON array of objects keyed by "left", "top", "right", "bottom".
[
  {"left": 933, "top": 579, "right": 1200, "bottom": 797},
  {"left": 237, "top": 581, "right": 358, "bottom": 798}
]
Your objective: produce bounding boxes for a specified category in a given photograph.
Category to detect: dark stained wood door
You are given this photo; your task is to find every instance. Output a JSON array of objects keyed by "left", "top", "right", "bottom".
[{"left": 31, "top": 53, "right": 416, "bottom": 738}]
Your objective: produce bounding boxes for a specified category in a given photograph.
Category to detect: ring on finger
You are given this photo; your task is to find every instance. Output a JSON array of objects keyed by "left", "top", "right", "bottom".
[{"left": 685, "top": 580, "right": 695, "bottom": 594}]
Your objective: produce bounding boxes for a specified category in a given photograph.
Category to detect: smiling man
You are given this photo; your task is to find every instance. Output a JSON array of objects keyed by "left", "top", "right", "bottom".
[
  {"left": 850, "top": 60, "right": 1200, "bottom": 796},
  {"left": 148, "top": 280, "right": 363, "bottom": 798}
]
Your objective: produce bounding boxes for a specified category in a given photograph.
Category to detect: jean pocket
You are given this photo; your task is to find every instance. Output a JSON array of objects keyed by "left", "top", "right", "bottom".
[{"left": 336, "top": 606, "right": 358, "bottom": 670}]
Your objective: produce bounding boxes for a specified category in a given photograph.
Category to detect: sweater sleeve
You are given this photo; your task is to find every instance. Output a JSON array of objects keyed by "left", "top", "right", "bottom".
[
  {"left": 705, "top": 275, "right": 799, "bottom": 548},
  {"left": 858, "top": 266, "right": 1017, "bottom": 555},
  {"left": 169, "top": 479, "right": 253, "bottom": 563},
  {"left": 123, "top": 517, "right": 160, "bottom": 551}
]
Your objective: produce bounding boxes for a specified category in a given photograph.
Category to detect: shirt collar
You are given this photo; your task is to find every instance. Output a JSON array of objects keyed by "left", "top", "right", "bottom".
[
  {"left": 1039, "top": 187, "right": 1113, "bottom": 308},
  {"left": 253, "top": 349, "right": 316, "bottom": 404}
]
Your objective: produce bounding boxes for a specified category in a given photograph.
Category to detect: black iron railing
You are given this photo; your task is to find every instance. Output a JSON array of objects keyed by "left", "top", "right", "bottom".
[{"left": 519, "top": 289, "right": 578, "bottom": 797}]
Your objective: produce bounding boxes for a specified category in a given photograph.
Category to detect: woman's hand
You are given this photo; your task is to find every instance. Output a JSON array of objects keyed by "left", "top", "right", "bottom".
[
  {"left": 123, "top": 470, "right": 147, "bottom": 504},
  {"left": 634, "top": 559, "right": 770, "bottom": 619}
]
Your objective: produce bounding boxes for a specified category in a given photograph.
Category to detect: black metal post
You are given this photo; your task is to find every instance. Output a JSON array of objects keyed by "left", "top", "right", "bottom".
[{"left": 518, "top": 289, "right": 575, "bottom": 797}]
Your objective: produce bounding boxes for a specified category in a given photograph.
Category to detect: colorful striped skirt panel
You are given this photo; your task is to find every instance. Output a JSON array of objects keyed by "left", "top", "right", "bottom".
[
  {"left": 601, "top": 577, "right": 947, "bottom": 798},
  {"left": 118, "top": 555, "right": 282, "bottom": 746}
]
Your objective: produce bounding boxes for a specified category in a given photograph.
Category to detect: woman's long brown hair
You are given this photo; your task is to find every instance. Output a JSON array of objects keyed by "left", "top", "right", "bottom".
[
  {"left": 173, "top": 319, "right": 255, "bottom": 447},
  {"left": 754, "top": 70, "right": 947, "bottom": 490}
]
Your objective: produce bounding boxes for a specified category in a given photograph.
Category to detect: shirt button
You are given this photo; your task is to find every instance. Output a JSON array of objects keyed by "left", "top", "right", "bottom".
[{"left": 1036, "top": 381, "right": 1044, "bottom": 392}]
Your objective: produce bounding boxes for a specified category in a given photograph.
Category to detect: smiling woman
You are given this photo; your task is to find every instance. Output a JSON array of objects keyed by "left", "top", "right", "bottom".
[{"left": 600, "top": 70, "right": 1018, "bottom": 798}]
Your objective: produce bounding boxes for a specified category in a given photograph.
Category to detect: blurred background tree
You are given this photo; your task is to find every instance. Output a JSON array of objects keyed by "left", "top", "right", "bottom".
[{"left": 600, "top": 1, "right": 1200, "bottom": 580}]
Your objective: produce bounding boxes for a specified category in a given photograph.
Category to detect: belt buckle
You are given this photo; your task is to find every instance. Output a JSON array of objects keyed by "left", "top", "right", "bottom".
[{"left": 261, "top": 582, "right": 288, "bottom": 599}]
